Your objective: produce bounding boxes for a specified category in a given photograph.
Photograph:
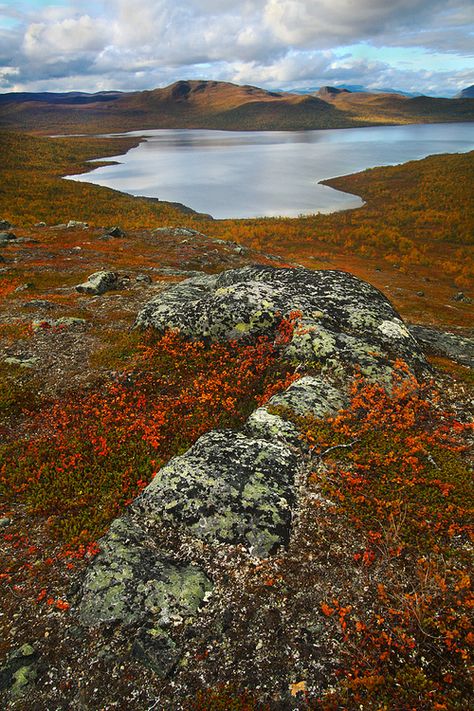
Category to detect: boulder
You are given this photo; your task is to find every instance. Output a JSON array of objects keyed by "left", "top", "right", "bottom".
[
  {"left": 136, "top": 265, "right": 427, "bottom": 378},
  {"left": 75, "top": 271, "right": 119, "bottom": 295},
  {"left": 409, "top": 324, "right": 474, "bottom": 368},
  {"left": 134, "top": 430, "right": 298, "bottom": 557}
]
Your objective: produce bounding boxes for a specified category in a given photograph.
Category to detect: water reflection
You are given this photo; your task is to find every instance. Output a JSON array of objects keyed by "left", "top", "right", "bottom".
[{"left": 66, "top": 123, "right": 474, "bottom": 219}]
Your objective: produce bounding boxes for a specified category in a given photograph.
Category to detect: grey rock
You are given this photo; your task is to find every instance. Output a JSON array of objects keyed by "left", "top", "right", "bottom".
[
  {"left": 79, "top": 518, "right": 212, "bottom": 629},
  {"left": 10, "top": 666, "right": 37, "bottom": 699},
  {"left": 34, "top": 221, "right": 46, "bottom": 228},
  {"left": 0, "top": 643, "right": 37, "bottom": 698},
  {"left": 152, "top": 227, "right": 206, "bottom": 238},
  {"left": 76, "top": 271, "right": 119, "bottom": 295},
  {"left": 136, "top": 274, "right": 152, "bottom": 284},
  {"left": 134, "top": 429, "right": 298, "bottom": 557},
  {"left": 3, "top": 355, "right": 39, "bottom": 368},
  {"left": 104, "top": 226, "right": 125, "bottom": 238},
  {"left": 67, "top": 220, "right": 88, "bottom": 229},
  {"left": 409, "top": 324, "right": 474, "bottom": 368},
  {"left": 0, "top": 219, "right": 12, "bottom": 230},
  {"left": 0, "top": 231, "right": 16, "bottom": 241},
  {"left": 22, "top": 299, "right": 58, "bottom": 310},
  {"left": 0, "top": 254, "right": 5, "bottom": 263},
  {"left": 267, "top": 375, "right": 347, "bottom": 419},
  {"left": 452, "top": 291, "right": 472, "bottom": 304},
  {"left": 15, "top": 283, "right": 34, "bottom": 292},
  {"left": 0, "top": 517, "right": 11, "bottom": 529},
  {"left": 245, "top": 376, "right": 346, "bottom": 448},
  {"left": 244, "top": 408, "right": 302, "bottom": 447},
  {"left": 136, "top": 265, "right": 427, "bottom": 378},
  {"left": 32, "top": 317, "right": 87, "bottom": 331}
]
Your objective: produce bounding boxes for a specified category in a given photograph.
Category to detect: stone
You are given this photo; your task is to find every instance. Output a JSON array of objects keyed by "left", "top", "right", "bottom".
[
  {"left": 136, "top": 274, "right": 152, "bottom": 284},
  {"left": 104, "top": 226, "right": 125, "bottom": 237},
  {"left": 136, "top": 265, "right": 427, "bottom": 378},
  {"left": 67, "top": 220, "right": 88, "bottom": 229},
  {"left": 0, "top": 517, "right": 11, "bottom": 529},
  {"left": 134, "top": 429, "right": 298, "bottom": 557},
  {"left": 3, "top": 355, "right": 39, "bottom": 368},
  {"left": 76, "top": 271, "right": 119, "bottom": 295},
  {"left": 409, "top": 324, "right": 474, "bottom": 368},
  {"left": 32, "top": 317, "right": 87, "bottom": 331},
  {"left": 22, "top": 299, "right": 58, "bottom": 310},
  {"left": 34, "top": 222, "right": 46, "bottom": 228},
  {"left": 0, "top": 219, "right": 12, "bottom": 230},
  {"left": 452, "top": 291, "right": 472, "bottom": 303},
  {"left": 79, "top": 518, "right": 212, "bottom": 629},
  {"left": 0, "top": 231, "right": 16, "bottom": 241}
]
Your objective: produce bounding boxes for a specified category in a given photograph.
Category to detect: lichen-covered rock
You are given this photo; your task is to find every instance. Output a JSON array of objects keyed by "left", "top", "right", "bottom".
[
  {"left": 67, "top": 220, "right": 88, "bottom": 229},
  {"left": 136, "top": 265, "right": 427, "bottom": 377},
  {"left": 245, "top": 377, "right": 346, "bottom": 448},
  {"left": 409, "top": 324, "right": 474, "bottom": 368},
  {"left": 268, "top": 376, "right": 347, "bottom": 418},
  {"left": 79, "top": 518, "right": 212, "bottom": 628},
  {"left": 75, "top": 271, "right": 119, "bottom": 295},
  {"left": 134, "top": 430, "right": 298, "bottom": 557}
]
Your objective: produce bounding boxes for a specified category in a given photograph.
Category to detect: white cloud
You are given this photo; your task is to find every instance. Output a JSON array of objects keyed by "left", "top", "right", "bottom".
[{"left": 0, "top": 0, "right": 471, "bottom": 95}]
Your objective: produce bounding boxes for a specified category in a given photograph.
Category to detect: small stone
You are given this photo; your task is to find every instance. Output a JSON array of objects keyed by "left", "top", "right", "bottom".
[
  {"left": 76, "top": 271, "right": 119, "bottom": 295},
  {"left": 67, "top": 220, "right": 88, "bottom": 229},
  {"left": 34, "top": 222, "right": 46, "bottom": 228},
  {"left": 104, "top": 226, "right": 125, "bottom": 238},
  {"left": 452, "top": 291, "right": 472, "bottom": 303},
  {"left": 15, "top": 283, "right": 35, "bottom": 292},
  {"left": 0, "top": 219, "right": 12, "bottom": 230},
  {"left": 416, "top": 291, "right": 425, "bottom": 297},
  {"left": 11, "top": 665, "right": 37, "bottom": 698},
  {"left": 0, "top": 231, "right": 16, "bottom": 241},
  {"left": 0, "top": 517, "right": 11, "bottom": 529},
  {"left": 136, "top": 274, "right": 152, "bottom": 284},
  {"left": 22, "top": 299, "right": 57, "bottom": 310}
]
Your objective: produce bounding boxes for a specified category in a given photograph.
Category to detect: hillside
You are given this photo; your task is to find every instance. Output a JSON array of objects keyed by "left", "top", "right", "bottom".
[
  {"left": 0, "top": 129, "right": 472, "bottom": 709},
  {"left": 1, "top": 80, "right": 473, "bottom": 134}
]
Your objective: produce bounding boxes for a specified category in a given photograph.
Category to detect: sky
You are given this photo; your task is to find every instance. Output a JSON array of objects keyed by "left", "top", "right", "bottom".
[{"left": 0, "top": 0, "right": 472, "bottom": 96}]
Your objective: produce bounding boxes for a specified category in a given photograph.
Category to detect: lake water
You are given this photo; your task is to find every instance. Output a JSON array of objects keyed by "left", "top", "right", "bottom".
[{"left": 66, "top": 123, "right": 474, "bottom": 219}]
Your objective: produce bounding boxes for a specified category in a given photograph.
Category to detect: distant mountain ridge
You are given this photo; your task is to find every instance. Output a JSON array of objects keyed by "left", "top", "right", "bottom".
[
  {"left": 456, "top": 85, "right": 474, "bottom": 99},
  {"left": 0, "top": 79, "right": 473, "bottom": 134}
]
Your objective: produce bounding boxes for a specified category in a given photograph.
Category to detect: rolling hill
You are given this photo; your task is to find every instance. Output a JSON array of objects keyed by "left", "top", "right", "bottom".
[{"left": 0, "top": 80, "right": 473, "bottom": 134}]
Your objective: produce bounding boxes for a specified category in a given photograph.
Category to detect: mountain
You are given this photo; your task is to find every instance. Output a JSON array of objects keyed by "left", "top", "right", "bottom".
[
  {"left": 0, "top": 79, "right": 473, "bottom": 134},
  {"left": 0, "top": 91, "right": 123, "bottom": 105},
  {"left": 456, "top": 85, "right": 474, "bottom": 98}
]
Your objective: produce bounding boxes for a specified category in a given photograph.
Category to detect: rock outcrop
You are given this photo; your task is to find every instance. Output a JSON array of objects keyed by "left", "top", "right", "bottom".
[
  {"left": 78, "top": 265, "right": 429, "bottom": 679},
  {"left": 135, "top": 265, "right": 427, "bottom": 379}
]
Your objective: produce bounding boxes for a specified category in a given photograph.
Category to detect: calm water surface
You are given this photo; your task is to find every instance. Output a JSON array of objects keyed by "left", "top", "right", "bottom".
[{"left": 66, "top": 123, "right": 474, "bottom": 218}]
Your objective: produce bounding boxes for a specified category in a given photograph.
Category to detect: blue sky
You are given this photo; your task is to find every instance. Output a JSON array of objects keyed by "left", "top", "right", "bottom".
[{"left": 0, "top": 0, "right": 472, "bottom": 95}]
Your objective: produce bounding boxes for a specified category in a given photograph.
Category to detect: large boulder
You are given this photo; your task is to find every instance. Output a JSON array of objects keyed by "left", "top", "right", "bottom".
[
  {"left": 135, "top": 265, "right": 427, "bottom": 377},
  {"left": 134, "top": 430, "right": 298, "bottom": 557}
]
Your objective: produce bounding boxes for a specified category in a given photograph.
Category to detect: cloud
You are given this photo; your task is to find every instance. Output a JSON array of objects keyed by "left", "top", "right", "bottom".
[{"left": 0, "top": 0, "right": 471, "bottom": 95}]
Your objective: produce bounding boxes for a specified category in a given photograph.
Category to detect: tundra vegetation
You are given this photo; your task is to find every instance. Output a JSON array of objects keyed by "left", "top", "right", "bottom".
[{"left": 0, "top": 128, "right": 472, "bottom": 709}]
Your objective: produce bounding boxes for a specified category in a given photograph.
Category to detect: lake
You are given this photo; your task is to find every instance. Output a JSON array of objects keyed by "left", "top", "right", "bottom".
[{"left": 66, "top": 122, "right": 474, "bottom": 219}]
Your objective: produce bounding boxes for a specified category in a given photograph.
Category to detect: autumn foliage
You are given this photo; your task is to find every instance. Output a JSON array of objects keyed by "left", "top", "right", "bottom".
[
  {"left": 275, "top": 364, "right": 473, "bottom": 709},
  {"left": 0, "top": 324, "right": 298, "bottom": 546}
]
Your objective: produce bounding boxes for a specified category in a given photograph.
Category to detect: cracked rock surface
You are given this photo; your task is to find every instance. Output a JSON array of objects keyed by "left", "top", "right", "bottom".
[{"left": 136, "top": 265, "right": 428, "bottom": 378}]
